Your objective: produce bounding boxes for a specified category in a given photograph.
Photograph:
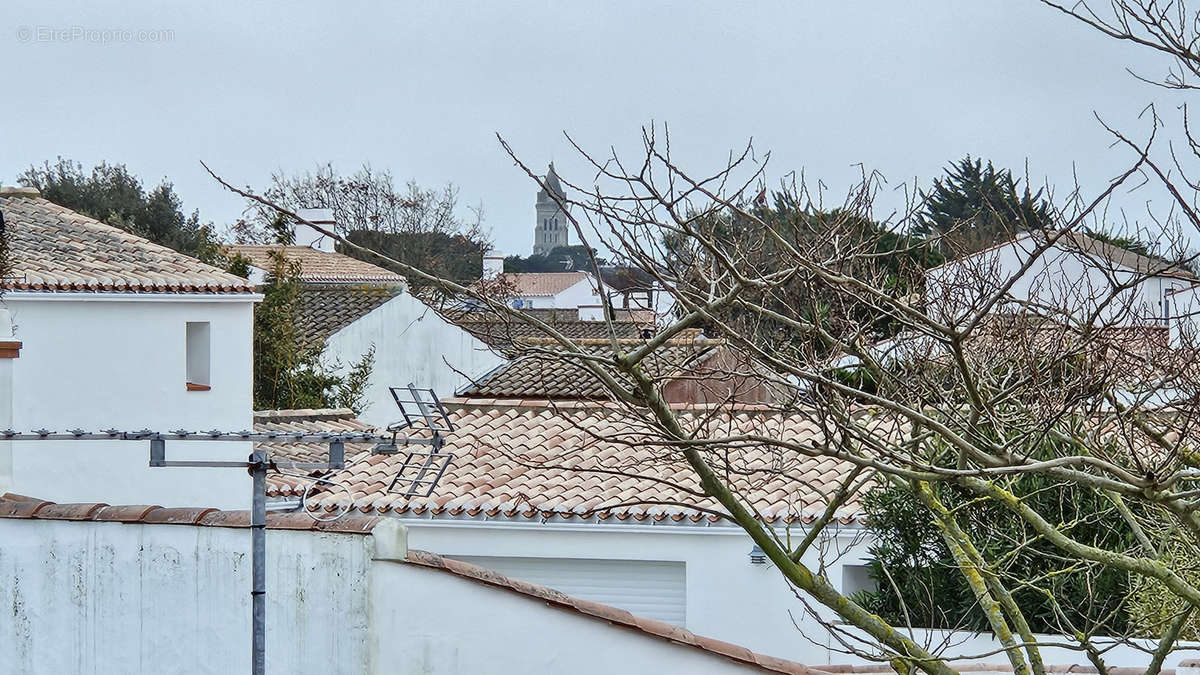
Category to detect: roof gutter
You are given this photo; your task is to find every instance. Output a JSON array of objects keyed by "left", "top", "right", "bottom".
[{"left": 0, "top": 291, "right": 264, "bottom": 303}]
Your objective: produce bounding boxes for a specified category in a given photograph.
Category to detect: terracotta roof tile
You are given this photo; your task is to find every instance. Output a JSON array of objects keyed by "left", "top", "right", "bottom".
[
  {"left": 450, "top": 307, "right": 664, "bottom": 346},
  {"left": 253, "top": 408, "right": 378, "bottom": 464},
  {"left": 459, "top": 339, "right": 715, "bottom": 399},
  {"left": 35, "top": 502, "right": 106, "bottom": 520},
  {"left": 296, "top": 284, "right": 402, "bottom": 348},
  {"left": 2, "top": 192, "right": 254, "bottom": 294},
  {"left": 225, "top": 245, "right": 406, "bottom": 284},
  {"left": 492, "top": 272, "right": 594, "bottom": 297},
  {"left": 263, "top": 402, "right": 867, "bottom": 525}
]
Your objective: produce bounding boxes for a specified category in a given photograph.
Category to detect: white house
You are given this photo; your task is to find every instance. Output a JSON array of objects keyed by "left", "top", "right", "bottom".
[
  {"left": 925, "top": 230, "right": 1194, "bottom": 327},
  {"left": 266, "top": 403, "right": 874, "bottom": 665},
  {"left": 227, "top": 232, "right": 503, "bottom": 426},
  {"left": 0, "top": 186, "right": 259, "bottom": 509},
  {"left": 480, "top": 269, "right": 603, "bottom": 310},
  {"left": 0, "top": 492, "right": 821, "bottom": 675},
  {"left": 481, "top": 253, "right": 673, "bottom": 316},
  {"left": 259, "top": 406, "right": 1194, "bottom": 671}
]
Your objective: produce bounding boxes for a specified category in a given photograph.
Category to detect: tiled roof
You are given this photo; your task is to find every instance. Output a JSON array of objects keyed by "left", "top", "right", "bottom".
[
  {"left": 226, "top": 245, "right": 406, "bottom": 284},
  {"left": 1058, "top": 231, "right": 1195, "bottom": 279},
  {"left": 0, "top": 491, "right": 827, "bottom": 675},
  {"left": 294, "top": 284, "right": 401, "bottom": 349},
  {"left": 492, "top": 271, "right": 594, "bottom": 297},
  {"left": 254, "top": 408, "right": 379, "bottom": 464},
  {"left": 450, "top": 307, "right": 660, "bottom": 346},
  {"left": 1, "top": 190, "right": 254, "bottom": 294},
  {"left": 460, "top": 338, "right": 718, "bottom": 399},
  {"left": 929, "top": 230, "right": 1195, "bottom": 280},
  {"left": 267, "top": 400, "right": 866, "bottom": 525}
]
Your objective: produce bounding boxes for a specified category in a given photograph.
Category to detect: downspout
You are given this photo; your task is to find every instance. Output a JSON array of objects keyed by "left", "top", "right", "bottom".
[{"left": 0, "top": 306, "right": 19, "bottom": 494}]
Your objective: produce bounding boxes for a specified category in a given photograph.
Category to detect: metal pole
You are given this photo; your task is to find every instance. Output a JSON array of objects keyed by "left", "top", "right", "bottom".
[{"left": 250, "top": 450, "right": 267, "bottom": 675}]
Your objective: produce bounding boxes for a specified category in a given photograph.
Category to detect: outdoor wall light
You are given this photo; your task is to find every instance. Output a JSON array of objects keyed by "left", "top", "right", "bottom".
[{"left": 749, "top": 544, "right": 767, "bottom": 565}]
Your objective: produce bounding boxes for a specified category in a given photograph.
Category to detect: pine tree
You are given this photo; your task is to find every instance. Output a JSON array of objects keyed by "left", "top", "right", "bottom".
[{"left": 915, "top": 157, "right": 1052, "bottom": 256}]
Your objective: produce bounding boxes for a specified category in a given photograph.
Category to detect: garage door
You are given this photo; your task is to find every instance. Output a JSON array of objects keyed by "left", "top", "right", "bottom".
[{"left": 455, "top": 556, "right": 686, "bottom": 626}]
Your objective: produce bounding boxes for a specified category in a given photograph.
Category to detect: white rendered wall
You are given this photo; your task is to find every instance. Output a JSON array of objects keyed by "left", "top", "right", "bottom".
[
  {"left": 3, "top": 295, "right": 256, "bottom": 509},
  {"left": 400, "top": 519, "right": 1196, "bottom": 670},
  {"left": 550, "top": 277, "right": 602, "bottom": 309},
  {"left": 372, "top": 558, "right": 769, "bottom": 674},
  {"left": 0, "top": 308, "right": 13, "bottom": 494},
  {"left": 0, "top": 518, "right": 373, "bottom": 675},
  {"left": 322, "top": 291, "right": 503, "bottom": 427},
  {"left": 926, "top": 235, "right": 1167, "bottom": 326},
  {"left": 401, "top": 519, "right": 870, "bottom": 666},
  {"left": 0, "top": 517, "right": 777, "bottom": 675}
]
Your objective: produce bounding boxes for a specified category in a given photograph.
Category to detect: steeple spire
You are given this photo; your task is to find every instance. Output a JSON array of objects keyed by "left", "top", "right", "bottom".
[{"left": 532, "top": 162, "right": 570, "bottom": 256}]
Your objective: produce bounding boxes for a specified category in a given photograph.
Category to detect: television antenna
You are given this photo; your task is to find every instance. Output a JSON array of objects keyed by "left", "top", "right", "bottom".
[{"left": 1, "top": 383, "right": 457, "bottom": 675}]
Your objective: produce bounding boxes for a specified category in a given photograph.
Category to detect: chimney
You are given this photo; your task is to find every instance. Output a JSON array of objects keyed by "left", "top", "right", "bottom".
[
  {"left": 295, "top": 208, "right": 337, "bottom": 253},
  {"left": 0, "top": 306, "right": 18, "bottom": 494},
  {"left": 482, "top": 250, "right": 504, "bottom": 279},
  {"left": 578, "top": 305, "right": 606, "bottom": 321}
]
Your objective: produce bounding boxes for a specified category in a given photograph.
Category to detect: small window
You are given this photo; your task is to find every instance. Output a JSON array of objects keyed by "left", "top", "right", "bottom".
[
  {"left": 186, "top": 322, "right": 211, "bottom": 391},
  {"left": 841, "top": 564, "right": 874, "bottom": 596}
]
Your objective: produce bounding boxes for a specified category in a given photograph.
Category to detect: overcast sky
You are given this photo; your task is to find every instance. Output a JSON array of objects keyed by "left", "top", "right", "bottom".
[{"left": 1, "top": 1, "right": 1191, "bottom": 255}]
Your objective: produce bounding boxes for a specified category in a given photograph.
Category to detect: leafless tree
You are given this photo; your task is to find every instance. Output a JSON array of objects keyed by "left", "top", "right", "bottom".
[{"left": 202, "top": 5, "right": 1200, "bottom": 670}]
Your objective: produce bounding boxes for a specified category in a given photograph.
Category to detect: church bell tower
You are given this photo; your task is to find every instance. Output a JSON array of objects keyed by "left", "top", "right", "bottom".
[{"left": 533, "top": 162, "right": 569, "bottom": 256}]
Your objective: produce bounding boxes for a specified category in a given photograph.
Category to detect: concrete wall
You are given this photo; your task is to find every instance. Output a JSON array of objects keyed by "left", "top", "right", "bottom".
[
  {"left": 0, "top": 518, "right": 373, "bottom": 675},
  {"left": 2, "top": 294, "right": 256, "bottom": 509},
  {"left": 0, "top": 517, "right": 774, "bottom": 675},
  {"left": 322, "top": 291, "right": 503, "bottom": 427}
]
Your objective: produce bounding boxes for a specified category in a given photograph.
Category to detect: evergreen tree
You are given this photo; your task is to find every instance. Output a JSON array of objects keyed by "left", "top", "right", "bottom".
[
  {"left": 18, "top": 158, "right": 226, "bottom": 264},
  {"left": 504, "top": 245, "right": 604, "bottom": 273},
  {"left": 915, "top": 157, "right": 1053, "bottom": 256},
  {"left": 249, "top": 220, "right": 375, "bottom": 414}
]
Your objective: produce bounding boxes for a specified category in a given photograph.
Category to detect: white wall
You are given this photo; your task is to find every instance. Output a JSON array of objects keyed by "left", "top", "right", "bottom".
[
  {"left": 0, "top": 517, "right": 775, "bottom": 675},
  {"left": 0, "top": 308, "right": 14, "bottom": 495},
  {"left": 926, "top": 235, "right": 1168, "bottom": 326},
  {"left": 401, "top": 519, "right": 871, "bottom": 666},
  {"left": 372, "top": 558, "right": 768, "bottom": 674},
  {"left": 400, "top": 519, "right": 1197, "bottom": 670},
  {"left": 0, "top": 518, "right": 373, "bottom": 675},
  {"left": 3, "top": 294, "right": 256, "bottom": 509},
  {"left": 322, "top": 291, "right": 504, "bottom": 426},
  {"left": 550, "top": 277, "right": 602, "bottom": 309}
]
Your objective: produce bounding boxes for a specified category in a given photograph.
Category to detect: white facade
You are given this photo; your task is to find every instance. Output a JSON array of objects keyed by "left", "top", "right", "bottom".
[
  {"left": 4, "top": 510, "right": 1181, "bottom": 672},
  {"left": 0, "top": 516, "right": 783, "bottom": 675},
  {"left": 401, "top": 518, "right": 871, "bottom": 665},
  {"left": 926, "top": 233, "right": 1184, "bottom": 326},
  {"left": 321, "top": 290, "right": 504, "bottom": 426},
  {"left": 1, "top": 293, "right": 257, "bottom": 509},
  {"left": 509, "top": 275, "right": 601, "bottom": 310}
]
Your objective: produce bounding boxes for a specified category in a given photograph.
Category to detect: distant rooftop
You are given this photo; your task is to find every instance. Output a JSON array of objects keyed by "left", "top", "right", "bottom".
[
  {"left": 487, "top": 271, "right": 594, "bottom": 297},
  {"left": 225, "top": 244, "right": 406, "bottom": 285},
  {"left": 265, "top": 402, "right": 864, "bottom": 527}
]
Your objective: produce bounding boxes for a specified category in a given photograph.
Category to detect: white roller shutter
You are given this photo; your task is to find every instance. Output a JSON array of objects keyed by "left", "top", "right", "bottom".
[{"left": 455, "top": 556, "right": 687, "bottom": 626}]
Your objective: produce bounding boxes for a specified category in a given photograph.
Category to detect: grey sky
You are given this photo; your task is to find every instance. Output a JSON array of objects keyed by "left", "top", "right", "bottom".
[{"left": 1, "top": 1, "right": 1190, "bottom": 256}]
